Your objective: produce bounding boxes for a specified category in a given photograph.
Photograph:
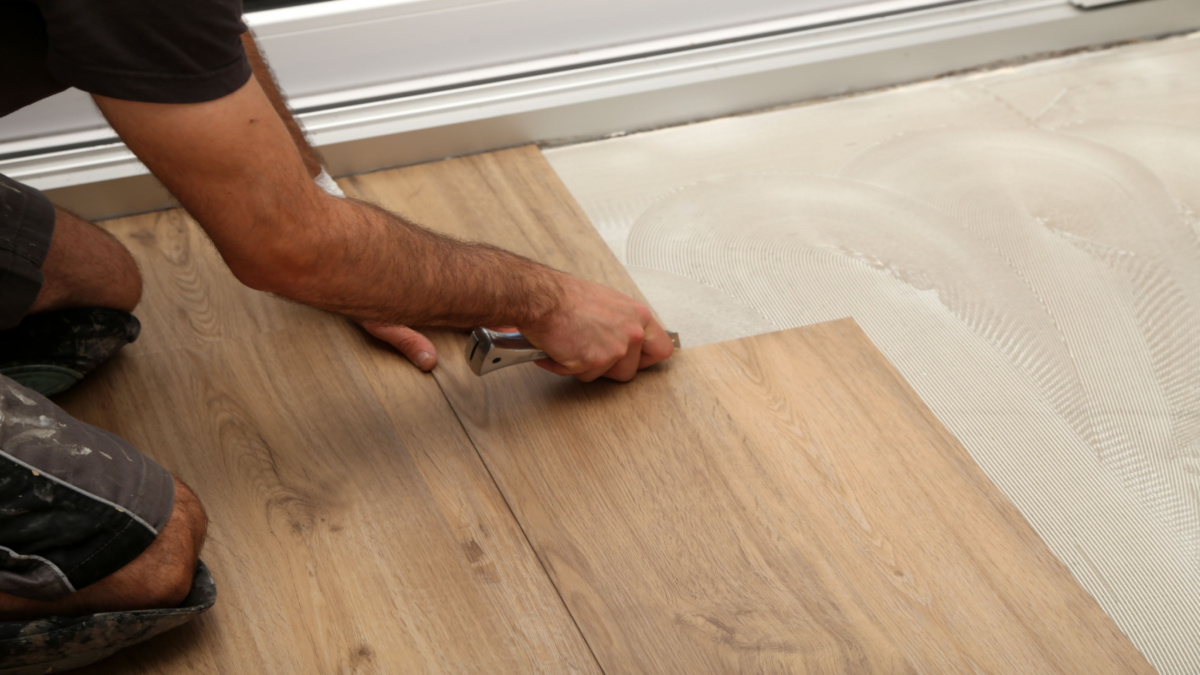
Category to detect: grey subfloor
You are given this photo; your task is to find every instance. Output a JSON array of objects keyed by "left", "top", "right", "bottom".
[{"left": 547, "top": 32, "right": 1200, "bottom": 673}]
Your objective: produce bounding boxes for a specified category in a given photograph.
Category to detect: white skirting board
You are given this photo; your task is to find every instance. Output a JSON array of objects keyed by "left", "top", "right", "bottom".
[{"left": 1, "top": 0, "right": 1196, "bottom": 220}]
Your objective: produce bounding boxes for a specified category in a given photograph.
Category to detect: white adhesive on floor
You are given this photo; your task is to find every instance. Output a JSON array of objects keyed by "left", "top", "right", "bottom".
[{"left": 547, "top": 33, "right": 1200, "bottom": 672}]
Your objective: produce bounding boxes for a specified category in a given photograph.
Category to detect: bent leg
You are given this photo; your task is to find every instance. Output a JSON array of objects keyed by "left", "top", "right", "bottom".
[
  {"left": 0, "top": 175, "right": 143, "bottom": 325},
  {"left": 0, "top": 476, "right": 206, "bottom": 620},
  {"left": 29, "top": 206, "right": 142, "bottom": 316},
  {"left": 0, "top": 377, "right": 205, "bottom": 618},
  {"left": 0, "top": 176, "right": 144, "bottom": 395}
]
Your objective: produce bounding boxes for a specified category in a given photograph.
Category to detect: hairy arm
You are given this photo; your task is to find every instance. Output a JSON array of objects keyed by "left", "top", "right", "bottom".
[
  {"left": 93, "top": 77, "right": 672, "bottom": 380},
  {"left": 240, "top": 29, "right": 324, "bottom": 180}
]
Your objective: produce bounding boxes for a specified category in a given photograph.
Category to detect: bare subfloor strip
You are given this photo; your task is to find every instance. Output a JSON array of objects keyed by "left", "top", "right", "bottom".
[{"left": 547, "top": 31, "right": 1200, "bottom": 673}]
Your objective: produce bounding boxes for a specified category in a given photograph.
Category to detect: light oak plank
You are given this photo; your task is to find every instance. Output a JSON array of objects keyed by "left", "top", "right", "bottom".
[
  {"left": 343, "top": 145, "right": 648, "bottom": 306},
  {"left": 56, "top": 208, "right": 598, "bottom": 673},
  {"left": 344, "top": 146, "right": 1151, "bottom": 673},
  {"left": 99, "top": 209, "right": 324, "bottom": 356}
]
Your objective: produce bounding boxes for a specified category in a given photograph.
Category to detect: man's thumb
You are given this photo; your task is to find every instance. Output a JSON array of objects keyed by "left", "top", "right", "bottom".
[{"left": 361, "top": 322, "right": 438, "bottom": 371}]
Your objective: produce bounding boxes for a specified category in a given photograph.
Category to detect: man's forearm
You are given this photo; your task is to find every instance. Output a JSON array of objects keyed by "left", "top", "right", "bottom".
[
  {"left": 240, "top": 30, "right": 324, "bottom": 179},
  {"left": 270, "top": 196, "right": 565, "bottom": 330},
  {"left": 235, "top": 33, "right": 559, "bottom": 328},
  {"left": 95, "top": 74, "right": 673, "bottom": 380}
]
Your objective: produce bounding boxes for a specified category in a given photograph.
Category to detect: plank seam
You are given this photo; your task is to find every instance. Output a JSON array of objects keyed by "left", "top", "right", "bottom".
[{"left": 428, "top": 368, "right": 609, "bottom": 675}]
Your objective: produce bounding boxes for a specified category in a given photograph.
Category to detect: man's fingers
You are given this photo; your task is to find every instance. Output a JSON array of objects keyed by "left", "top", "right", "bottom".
[
  {"left": 638, "top": 321, "right": 676, "bottom": 369},
  {"left": 537, "top": 355, "right": 614, "bottom": 383},
  {"left": 538, "top": 357, "right": 605, "bottom": 382},
  {"left": 533, "top": 318, "right": 672, "bottom": 381},
  {"left": 361, "top": 321, "right": 438, "bottom": 371},
  {"left": 603, "top": 344, "right": 643, "bottom": 382},
  {"left": 519, "top": 276, "right": 680, "bottom": 382},
  {"left": 576, "top": 366, "right": 609, "bottom": 383},
  {"left": 535, "top": 359, "right": 574, "bottom": 376}
]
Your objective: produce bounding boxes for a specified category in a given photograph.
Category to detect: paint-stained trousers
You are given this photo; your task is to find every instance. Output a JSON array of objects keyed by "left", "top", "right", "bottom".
[{"left": 0, "top": 173, "right": 214, "bottom": 673}]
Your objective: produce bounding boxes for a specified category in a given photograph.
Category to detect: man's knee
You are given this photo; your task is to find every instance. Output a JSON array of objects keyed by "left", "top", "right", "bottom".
[
  {"left": 0, "top": 385, "right": 201, "bottom": 618},
  {"left": 85, "top": 476, "right": 208, "bottom": 611},
  {"left": 107, "top": 235, "right": 143, "bottom": 312},
  {"left": 134, "top": 477, "right": 207, "bottom": 607},
  {"left": 31, "top": 207, "right": 143, "bottom": 314},
  {"left": 82, "top": 211, "right": 143, "bottom": 313},
  {"left": 0, "top": 477, "right": 206, "bottom": 619},
  {"left": 0, "top": 475, "right": 215, "bottom": 671}
]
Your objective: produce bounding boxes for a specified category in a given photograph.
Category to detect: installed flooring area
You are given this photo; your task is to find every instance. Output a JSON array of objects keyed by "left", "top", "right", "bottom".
[
  {"left": 546, "top": 31, "right": 1200, "bottom": 673},
  {"left": 56, "top": 144, "right": 1149, "bottom": 673},
  {"left": 50, "top": 34, "right": 1200, "bottom": 675}
]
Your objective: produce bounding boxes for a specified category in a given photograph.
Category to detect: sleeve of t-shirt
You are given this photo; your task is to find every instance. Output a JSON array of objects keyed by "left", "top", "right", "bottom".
[{"left": 33, "top": 0, "right": 253, "bottom": 104}]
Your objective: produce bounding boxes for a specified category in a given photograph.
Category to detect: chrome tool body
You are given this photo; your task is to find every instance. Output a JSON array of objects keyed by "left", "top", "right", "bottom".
[{"left": 466, "top": 327, "right": 680, "bottom": 376}]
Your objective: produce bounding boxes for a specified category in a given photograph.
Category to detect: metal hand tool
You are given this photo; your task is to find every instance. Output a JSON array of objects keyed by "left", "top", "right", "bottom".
[{"left": 465, "top": 327, "right": 680, "bottom": 376}]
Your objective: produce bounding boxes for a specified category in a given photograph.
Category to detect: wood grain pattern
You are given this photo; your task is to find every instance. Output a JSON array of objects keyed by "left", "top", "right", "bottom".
[
  {"left": 58, "top": 207, "right": 598, "bottom": 673},
  {"left": 343, "top": 145, "right": 649, "bottom": 308},
  {"left": 50, "top": 144, "right": 1149, "bottom": 672},
  {"left": 343, "top": 146, "right": 1152, "bottom": 673},
  {"left": 98, "top": 210, "right": 324, "bottom": 356}
]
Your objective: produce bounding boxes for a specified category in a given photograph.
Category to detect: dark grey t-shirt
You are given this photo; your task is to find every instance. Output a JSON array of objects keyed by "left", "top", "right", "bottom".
[
  {"left": 0, "top": 0, "right": 252, "bottom": 116},
  {"left": 0, "top": 0, "right": 252, "bottom": 328}
]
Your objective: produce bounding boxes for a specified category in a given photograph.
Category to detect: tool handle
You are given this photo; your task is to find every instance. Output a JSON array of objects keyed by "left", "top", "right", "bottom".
[
  {"left": 466, "top": 329, "right": 546, "bottom": 375},
  {"left": 465, "top": 327, "right": 680, "bottom": 376}
]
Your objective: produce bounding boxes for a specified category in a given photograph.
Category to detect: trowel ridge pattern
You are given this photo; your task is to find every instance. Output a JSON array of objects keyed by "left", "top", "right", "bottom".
[{"left": 547, "top": 33, "right": 1200, "bottom": 673}]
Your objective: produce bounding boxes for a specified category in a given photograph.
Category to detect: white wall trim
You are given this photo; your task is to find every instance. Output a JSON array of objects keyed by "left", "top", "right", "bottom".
[
  {"left": 252, "top": 0, "right": 969, "bottom": 112},
  {"left": 5, "top": 0, "right": 1196, "bottom": 219},
  {"left": 0, "top": 0, "right": 955, "bottom": 158}
]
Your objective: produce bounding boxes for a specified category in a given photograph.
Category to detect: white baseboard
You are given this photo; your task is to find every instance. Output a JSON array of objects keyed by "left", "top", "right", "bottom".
[{"left": 6, "top": 0, "right": 1197, "bottom": 220}]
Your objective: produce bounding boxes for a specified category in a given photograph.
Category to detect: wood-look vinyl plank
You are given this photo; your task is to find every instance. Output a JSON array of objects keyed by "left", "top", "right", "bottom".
[
  {"left": 343, "top": 146, "right": 648, "bottom": 306},
  {"left": 343, "top": 146, "right": 1151, "bottom": 673},
  {"left": 45, "top": 143, "right": 1149, "bottom": 672},
  {"left": 100, "top": 208, "right": 326, "bottom": 356},
  {"left": 55, "top": 209, "right": 598, "bottom": 672}
]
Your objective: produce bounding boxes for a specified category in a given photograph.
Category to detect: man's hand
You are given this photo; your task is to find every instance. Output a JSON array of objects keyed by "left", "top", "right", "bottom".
[
  {"left": 522, "top": 274, "right": 675, "bottom": 382},
  {"left": 363, "top": 276, "right": 675, "bottom": 381}
]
